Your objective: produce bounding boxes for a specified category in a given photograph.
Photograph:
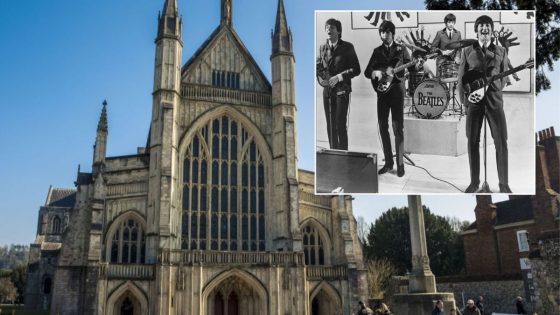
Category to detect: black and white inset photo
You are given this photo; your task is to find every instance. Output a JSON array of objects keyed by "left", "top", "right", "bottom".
[{"left": 315, "top": 10, "right": 535, "bottom": 195}]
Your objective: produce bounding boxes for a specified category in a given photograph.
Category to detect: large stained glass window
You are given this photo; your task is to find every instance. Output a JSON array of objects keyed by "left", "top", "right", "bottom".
[{"left": 182, "top": 115, "right": 266, "bottom": 251}]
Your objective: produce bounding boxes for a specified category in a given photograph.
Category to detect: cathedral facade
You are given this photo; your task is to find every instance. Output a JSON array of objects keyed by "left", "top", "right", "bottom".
[{"left": 25, "top": 1, "right": 367, "bottom": 314}]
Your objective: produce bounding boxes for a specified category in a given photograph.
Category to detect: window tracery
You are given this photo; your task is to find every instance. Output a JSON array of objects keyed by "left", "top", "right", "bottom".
[
  {"left": 182, "top": 115, "right": 266, "bottom": 251},
  {"left": 302, "top": 224, "right": 326, "bottom": 265},
  {"left": 109, "top": 219, "right": 146, "bottom": 264}
]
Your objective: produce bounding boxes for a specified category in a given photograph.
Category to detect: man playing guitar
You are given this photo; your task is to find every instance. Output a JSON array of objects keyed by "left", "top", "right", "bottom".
[
  {"left": 458, "top": 15, "right": 512, "bottom": 193},
  {"left": 365, "top": 20, "right": 418, "bottom": 177},
  {"left": 316, "top": 18, "right": 361, "bottom": 150}
]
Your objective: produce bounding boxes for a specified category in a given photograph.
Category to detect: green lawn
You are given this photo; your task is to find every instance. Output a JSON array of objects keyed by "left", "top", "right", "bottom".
[{"left": 0, "top": 305, "right": 49, "bottom": 315}]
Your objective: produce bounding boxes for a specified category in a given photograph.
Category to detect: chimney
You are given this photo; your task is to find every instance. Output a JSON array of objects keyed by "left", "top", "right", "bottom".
[{"left": 537, "top": 127, "right": 559, "bottom": 192}]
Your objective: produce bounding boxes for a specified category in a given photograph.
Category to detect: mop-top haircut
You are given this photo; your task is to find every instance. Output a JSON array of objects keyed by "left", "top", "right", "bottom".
[{"left": 325, "top": 18, "right": 342, "bottom": 39}]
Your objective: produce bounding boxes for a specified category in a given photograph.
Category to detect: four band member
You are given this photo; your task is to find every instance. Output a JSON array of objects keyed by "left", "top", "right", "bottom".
[
  {"left": 431, "top": 13, "right": 462, "bottom": 76},
  {"left": 365, "top": 20, "right": 416, "bottom": 177},
  {"left": 458, "top": 15, "right": 512, "bottom": 193},
  {"left": 317, "top": 14, "right": 525, "bottom": 192},
  {"left": 316, "top": 18, "right": 361, "bottom": 150}
]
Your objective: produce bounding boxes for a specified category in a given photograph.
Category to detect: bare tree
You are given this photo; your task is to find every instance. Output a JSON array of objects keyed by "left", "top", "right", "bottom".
[
  {"left": 0, "top": 277, "right": 18, "bottom": 304},
  {"left": 356, "top": 216, "right": 369, "bottom": 246},
  {"left": 366, "top": 258, "right": 398, "bottom": 300}
]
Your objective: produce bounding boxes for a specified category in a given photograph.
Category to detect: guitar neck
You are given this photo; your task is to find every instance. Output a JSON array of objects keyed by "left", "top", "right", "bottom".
[
  {"left": 393, "top": 60, "right": 418, "bottom": 73},
  {"left": 489, "top": 64, "right": 529, "bottom": 83}
]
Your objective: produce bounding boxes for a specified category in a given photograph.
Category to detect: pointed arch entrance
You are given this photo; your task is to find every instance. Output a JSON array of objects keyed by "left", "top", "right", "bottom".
[
  {"left": 310, "top": 282, "right": 342, "bottom": 315},
  {"left": 202, "top": 269, "right": 268, "bottom": 315},
  {"left": 105, "top": 281, "right": 148, "bottom": 315}
]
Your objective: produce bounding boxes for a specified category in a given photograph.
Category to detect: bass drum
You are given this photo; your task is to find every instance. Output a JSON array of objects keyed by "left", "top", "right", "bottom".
[{"left": 413, "top": 79, "right": 449, "bottom": 119}]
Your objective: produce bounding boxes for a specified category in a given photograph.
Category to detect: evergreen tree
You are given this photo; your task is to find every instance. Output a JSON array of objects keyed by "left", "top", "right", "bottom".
[{"left": 364, "top": 206, "right": 466, "bottom": 276}]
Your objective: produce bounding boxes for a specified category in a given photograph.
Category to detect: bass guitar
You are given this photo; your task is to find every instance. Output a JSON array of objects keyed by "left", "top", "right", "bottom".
[
  {"left": 462, "top": 58, "right": 534, "bottom": 103},
  {"left": 371, "top": 53, "right": 438, "bottom": 94}
]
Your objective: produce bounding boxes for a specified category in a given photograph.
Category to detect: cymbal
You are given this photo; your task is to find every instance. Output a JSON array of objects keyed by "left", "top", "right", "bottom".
[{"left": 444, "top": 39, "right": 477, "bottom": 50}]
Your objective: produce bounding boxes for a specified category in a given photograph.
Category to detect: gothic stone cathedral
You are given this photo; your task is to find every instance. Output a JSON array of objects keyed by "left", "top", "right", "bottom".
[{"left": 25, "top": 1, "right": 367, "bottom": 314}]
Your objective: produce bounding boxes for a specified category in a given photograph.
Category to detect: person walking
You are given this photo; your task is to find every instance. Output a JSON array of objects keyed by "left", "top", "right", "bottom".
[
  {"left": 463, "top": 299, "right": 481, "bottom": 315},
  {"left": 432, "top": 299, "right": 445, "bottom": 315},
  {"left": 516, "top": 296, "right": 528, "bottom": 314},
  {"left": 476, "top": 296, "right": 485, "bottom": 315}
]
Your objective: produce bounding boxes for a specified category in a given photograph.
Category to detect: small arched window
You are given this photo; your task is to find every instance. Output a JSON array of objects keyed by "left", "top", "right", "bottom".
[
  {"left": 302, "top": 224, "right": 326, "bottom": 266},
  {"left": 52, "top": 216, "right": 62, "bottom": 234},
  {"left": 110, "top": 218, "right": 146, "bottom": 264}
]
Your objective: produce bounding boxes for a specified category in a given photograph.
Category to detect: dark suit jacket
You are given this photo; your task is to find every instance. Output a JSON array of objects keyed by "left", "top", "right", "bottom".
[
  {"left": 431, "top": 28, "right": 462, "bottom": 63},
  {"left": 316, "top": 39, "right": 361, "bottom": 92},
  {"left": 458, "top": 41, "right": 509, "bottom": 107},
  {"left": 364, "top": 42, "right": 412, "bottom": 84}
]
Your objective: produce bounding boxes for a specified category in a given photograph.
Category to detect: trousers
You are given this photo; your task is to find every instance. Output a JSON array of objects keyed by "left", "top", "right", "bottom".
[
  {"left": 466, "top": 95, "right": 508, "bottom": 185},
  {"left": 377, "top": 83, "right": 404, "bottom": 166},
  {"left": 323, "top": 88, "right": 350, "bottom": 150}
]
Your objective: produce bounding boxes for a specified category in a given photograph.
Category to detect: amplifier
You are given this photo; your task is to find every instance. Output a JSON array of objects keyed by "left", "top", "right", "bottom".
[{"left": 316, "top": 149, "right": 378, "bottom": 194}]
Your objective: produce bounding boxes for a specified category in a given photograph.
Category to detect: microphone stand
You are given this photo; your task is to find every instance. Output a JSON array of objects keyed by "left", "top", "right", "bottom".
[{"left": 478, "top": 116, "right": 492, "bottom": 193}]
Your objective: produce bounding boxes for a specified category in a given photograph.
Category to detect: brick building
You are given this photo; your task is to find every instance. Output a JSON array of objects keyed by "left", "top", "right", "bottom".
[{"left": 462, "top": 127, "right": 559, "bottom": 276}]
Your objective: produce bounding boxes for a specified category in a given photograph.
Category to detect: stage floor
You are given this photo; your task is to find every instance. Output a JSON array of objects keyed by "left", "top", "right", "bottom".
[{"left": 316, "top": 88, "right": 535, "bottom": 194}]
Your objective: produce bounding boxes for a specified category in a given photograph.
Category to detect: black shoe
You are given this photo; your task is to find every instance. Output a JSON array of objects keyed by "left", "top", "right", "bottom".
[
  {"left": 397, "top": 164, "right": 405, "bottom": 177},
  {"left": 378, "top": 164, "right": 393, "bottom": 175},
  {"left": 499, "top": 184, "right": 512, "bottom": 193},
  {"left": 465, "top": 182, "right": 480, "bottom": 193}
]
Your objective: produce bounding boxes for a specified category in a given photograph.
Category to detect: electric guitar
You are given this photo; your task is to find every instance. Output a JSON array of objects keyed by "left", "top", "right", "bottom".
[
  {"left": 462, "top": 58, "right": 534, "bottom": 103},
  {"left": 371, "top": 53, "right": 438, "bottom": 94}
]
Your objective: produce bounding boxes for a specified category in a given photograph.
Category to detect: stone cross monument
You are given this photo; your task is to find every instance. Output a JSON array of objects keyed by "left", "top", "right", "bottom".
[
  {"left": 391, "top": 195, "right": 456, "bottom": 314},
  {"left": 408, "top": 195, "right": 437, "bottom": 293}
]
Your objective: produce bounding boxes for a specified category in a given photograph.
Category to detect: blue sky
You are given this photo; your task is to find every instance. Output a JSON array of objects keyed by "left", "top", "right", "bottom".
[{"left": 0, "top": 0, "right": 557, "bottom": 245}]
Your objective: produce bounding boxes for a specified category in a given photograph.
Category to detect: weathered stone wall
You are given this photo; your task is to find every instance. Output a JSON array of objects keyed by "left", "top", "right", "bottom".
[
  {"left": 51, "top": 266, "right": 87, "bottom": 315},
  {"left": 24, "top": 248, "right": 58, "bottom": 310},
  {"left": 532, "top": 236, "right": 560, "bottom": 315},
  {"left": 50, "top": 185, "right": 93, "bottom": 315},
  {"left": 437, "top": 279, "right": 527, "bottom": 314}
]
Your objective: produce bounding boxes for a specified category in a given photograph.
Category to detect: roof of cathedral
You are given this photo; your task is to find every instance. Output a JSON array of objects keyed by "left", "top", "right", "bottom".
[
  {"left": 181, "top": 25, "right": 272, "bottom": 91},
  {"left": 45, "top": 187, "right": 76, "bottom": 208}
]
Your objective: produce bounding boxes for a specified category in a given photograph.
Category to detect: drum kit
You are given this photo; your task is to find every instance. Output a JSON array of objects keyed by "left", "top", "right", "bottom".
[
  {"left": 408, "top": 60, "right": 461, "bottom": 119},
  {"left": 406, "top": 39, "right": 477, "bottom": 119}
]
